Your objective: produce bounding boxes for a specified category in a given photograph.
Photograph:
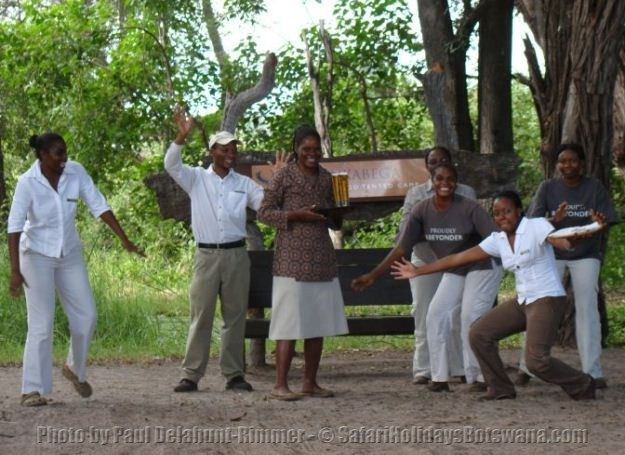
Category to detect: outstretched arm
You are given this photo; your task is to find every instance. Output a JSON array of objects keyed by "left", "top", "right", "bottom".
[
  {"left": 391, "top": 245, "right": 490, "bottom": 280},
  {"left": 351, "top": 245, "right": 407, "bottom": 291},
  {"left": 100, "top": 211, "right": 145, "bottom": 257}
]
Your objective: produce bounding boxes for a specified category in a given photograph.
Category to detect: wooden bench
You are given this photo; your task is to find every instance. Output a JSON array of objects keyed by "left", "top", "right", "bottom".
[{"left": 245, "top": 248, "right": 414, "bottom": 338}]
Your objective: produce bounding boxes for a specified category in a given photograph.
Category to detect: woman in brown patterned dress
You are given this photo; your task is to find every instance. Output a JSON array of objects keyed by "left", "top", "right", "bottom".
[{"left": 257, "top": 126, "right": 348, "bottom": 401}]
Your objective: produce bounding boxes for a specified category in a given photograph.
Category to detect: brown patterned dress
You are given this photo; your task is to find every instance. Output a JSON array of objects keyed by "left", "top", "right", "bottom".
[
  {"left": 257, "top": 162, "right": 338, "bottom": 281},
  {"left": 257, "top": 162, "right": 348, "bottom": 339}
]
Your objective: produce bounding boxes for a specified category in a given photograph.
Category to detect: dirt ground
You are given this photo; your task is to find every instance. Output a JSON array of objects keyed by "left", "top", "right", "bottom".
[{"left": 1, "top": 347, "right": 624, "bottom": 455}]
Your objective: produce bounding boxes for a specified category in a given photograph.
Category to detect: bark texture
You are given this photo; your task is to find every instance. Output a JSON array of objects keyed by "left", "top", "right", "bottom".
[
  {"left": 478, "top": 0, "right": 514, "bottom": 154},
  {"left": 416, "top": 0, "right": 474, "bottom": 151}
]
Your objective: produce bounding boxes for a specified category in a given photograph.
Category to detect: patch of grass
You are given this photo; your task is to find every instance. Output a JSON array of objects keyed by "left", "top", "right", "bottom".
[{"left": 3, "top": 241, "right": 625, "bottom": 366}]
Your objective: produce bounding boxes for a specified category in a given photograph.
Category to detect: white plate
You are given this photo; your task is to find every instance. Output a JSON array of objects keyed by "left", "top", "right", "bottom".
[{"left": 548, "top": 222, "right": 603, "bottom": 239}]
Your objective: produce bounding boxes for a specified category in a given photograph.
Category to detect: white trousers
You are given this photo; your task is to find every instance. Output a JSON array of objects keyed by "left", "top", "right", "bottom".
[
  {"left": 20, "top": 249, "right": 97, "bottom": 395},
  {"left": 409, "top": 254, "right": 463, "bottom": 379},
  {"left": 520, "top": 258, "right": 603, "bottom": 378},
  {"left": 426, "top": 263, "right": 503, "bottom": 383}
]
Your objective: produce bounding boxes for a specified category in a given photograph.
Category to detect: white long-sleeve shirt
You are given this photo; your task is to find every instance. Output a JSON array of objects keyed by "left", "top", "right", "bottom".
[
  {"left": 8, "top": 160, "right": 110, "bottom": 258},
  {"left": 164, "top": 142, "right": 264, "bottom": 243}
]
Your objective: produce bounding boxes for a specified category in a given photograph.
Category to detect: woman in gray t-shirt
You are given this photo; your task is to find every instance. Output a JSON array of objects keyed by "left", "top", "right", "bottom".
[
  {"left": 517, "top": 143, "right": 617, "bottom": 388},
  {"left": 352, "top": 164, "right": 503, "bottom": 392}
]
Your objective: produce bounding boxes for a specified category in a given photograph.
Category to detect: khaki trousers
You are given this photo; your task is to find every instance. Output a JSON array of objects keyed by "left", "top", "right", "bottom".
[
  {"left": 181, "top": 247, "right": 250, "bottom": 383},
  {"left": 469, "top": 296, "right": 591, "bottom": 397}
]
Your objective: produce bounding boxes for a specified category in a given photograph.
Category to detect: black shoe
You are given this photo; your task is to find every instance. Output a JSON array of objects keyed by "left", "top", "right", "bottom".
[
  {"left": 594, "top": 377, "right": 607, "bottom": 389},
  {"left": 174, "top": 379, "right": 198, "bottom": 393},
  {"left": 428, "top": 381, "right": 450, "bottom": 392},
  {"left": 514, "top": 372, "right": 532, "bottom": 386},
  {"left": 571, "top": 377, "right": 596, "bottom": 401},
  {"left": 412, "top": 375, "right": 430, "bottom": 385},
  {"left": 226, "top": 376, "right": 253, "bottom": 392}
]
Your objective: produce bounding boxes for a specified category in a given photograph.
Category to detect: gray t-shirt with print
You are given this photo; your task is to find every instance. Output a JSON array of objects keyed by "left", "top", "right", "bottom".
[
  {"left": 397, "top": 194, "right": 498, "bottom": 275},
  {"left": 398, "top": 181, "right": 476, "bottom": 263},
  {"left": 527, "top": 177, "right": 617, "bottom": 260}
]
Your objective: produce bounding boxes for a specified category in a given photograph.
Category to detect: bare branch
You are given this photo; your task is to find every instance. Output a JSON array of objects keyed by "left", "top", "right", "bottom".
[
  {"left": 221, "top": 53, "right": 278, "bottom": 133},
  {"left": 201, "top": 0, "right": 228, "bottom": 71},
  {"left": 320, "top": 21, "right": 333, "bottom": 135},
  {"left": 303, "top": 26, "right": 333, "bottom": 157}
]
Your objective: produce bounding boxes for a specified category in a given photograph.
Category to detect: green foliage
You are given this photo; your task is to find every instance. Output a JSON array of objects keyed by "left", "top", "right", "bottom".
[
  {"left": 601, "top": 222, "right": 625, "bottom": 288},
  {"left": 606, "top": 305, "right": 625, "bottom": 347},
  {"left": 511, "top": 81, "right": 542, "bottom": 206},
  {"left": 345, "top": 211, "right": 401, "bottom": 248},
  {"left": 238, "top": 0, "right": 431, "bottom": 155}
]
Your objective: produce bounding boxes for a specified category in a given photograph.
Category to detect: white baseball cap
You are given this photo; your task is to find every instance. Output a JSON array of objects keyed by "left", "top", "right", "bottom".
[{"left": 209, "top": 131, "right": 241, "bottom": 149}]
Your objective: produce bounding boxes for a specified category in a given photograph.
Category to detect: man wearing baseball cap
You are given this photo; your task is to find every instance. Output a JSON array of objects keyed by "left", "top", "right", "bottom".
[{"left": 165, "top": 108, "right": 263, "bottom": 393}]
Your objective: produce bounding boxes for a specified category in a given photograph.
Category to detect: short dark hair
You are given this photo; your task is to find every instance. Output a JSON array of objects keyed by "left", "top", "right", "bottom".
[
  {"left": 29, "top": 132, "right": 65, "bottom": 159},
  {"left": 425, "top": 146, "right": 452, "bottom": 164},
  {"left": 430, "top": 162, "right": 458, "bottom": 181},
  {"left": 292, "top": 125, "right": 320, "bottom": 151},
  {"left": 494, "top": 190, "right": 523, "bottom": 210},
  {"left": 556, "top": 143, "right": 585, "bottom": 161}
]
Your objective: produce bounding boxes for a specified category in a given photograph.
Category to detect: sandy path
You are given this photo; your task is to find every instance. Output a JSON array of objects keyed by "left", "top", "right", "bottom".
[{"left": 1, "top": 348, "right": 624, "bottom": 454}]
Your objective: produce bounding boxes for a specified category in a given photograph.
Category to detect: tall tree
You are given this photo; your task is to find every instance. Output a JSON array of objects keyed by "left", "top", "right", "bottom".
[
  {"left": 416, "top": 0, "right": 475, "bottom": 151},
  {"left": 478, "top": 0, "right": 514, "bottom": 154},
  {"left": 416, "top": 0, "right": 513, "bottom": 154},
  {"left": 518, "top": 0, "right": 625, "bottom": 182}
]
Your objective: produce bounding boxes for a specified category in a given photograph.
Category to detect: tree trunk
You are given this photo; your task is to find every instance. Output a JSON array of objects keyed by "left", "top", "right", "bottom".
[
  {"left": 303, "top": 22, "right": 333, "bottom": 157},
  {"left": 221, "top": 53, "right": 277, "bottom": 133},
  {"left": 612, "top": 61, "right": 625, "bottom": 176},
  {"left": 478, "top": 0, "right": 513, "bottom": 154},
  {"left": 358, "top": 77, "right": 378, "bottom": 153},
  {"left": 416, "top": 0, "right": 474, "bottom": 151}
]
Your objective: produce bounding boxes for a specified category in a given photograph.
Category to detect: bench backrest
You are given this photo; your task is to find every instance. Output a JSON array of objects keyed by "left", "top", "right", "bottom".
[{"left": 248, "top": 248, "right": 412, "bottom": 308}]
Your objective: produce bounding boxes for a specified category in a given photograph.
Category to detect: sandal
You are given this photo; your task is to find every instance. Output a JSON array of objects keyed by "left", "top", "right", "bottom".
[
  {"left": 269, "top": 390, "right": 302, "bottom": 401},
  {"left": 21, "top": 391, "right": 48, "bottom": 407},
  {"left": 299, "top": 386, "right": 335, "bottom": 398},
  {"left": 62, "top": 365, "right": 93, "bottom": 398}
]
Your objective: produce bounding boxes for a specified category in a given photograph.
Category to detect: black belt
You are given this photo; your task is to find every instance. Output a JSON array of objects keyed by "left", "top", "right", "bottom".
[{"left": 198, "top": 240, "right": 245, "bottom": 250}]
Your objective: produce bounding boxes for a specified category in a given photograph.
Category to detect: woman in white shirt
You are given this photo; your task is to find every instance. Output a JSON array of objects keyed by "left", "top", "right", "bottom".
[
  {"left": 8, "top": 132, "right": 143, "bottom": 407},
  {"left": 391, "top": 191, "right": 600, "bottom": 401}
]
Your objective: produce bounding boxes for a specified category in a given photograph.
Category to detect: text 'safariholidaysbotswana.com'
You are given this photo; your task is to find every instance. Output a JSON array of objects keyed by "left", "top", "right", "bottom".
[{"left": 36, "top": 425, "right": 588, "bottom": 445}]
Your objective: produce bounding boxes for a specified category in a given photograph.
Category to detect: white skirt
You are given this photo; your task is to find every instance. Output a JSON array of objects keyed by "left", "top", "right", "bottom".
[{"left": 268, "top": 276, "right": 349, "bottom": 340}]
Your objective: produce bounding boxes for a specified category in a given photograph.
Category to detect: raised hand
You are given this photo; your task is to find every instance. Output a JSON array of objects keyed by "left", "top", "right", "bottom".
[
  {"left": 173, "top": 105, "right": 195, "bottom": 142},
  {"left": 267, "top": 150, "right": 293, "bottom": 175}
]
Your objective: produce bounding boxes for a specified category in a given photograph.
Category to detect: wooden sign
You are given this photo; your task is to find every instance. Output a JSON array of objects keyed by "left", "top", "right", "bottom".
[{"left": 250, "top": 158, "right": 428, "bottom": 201}]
